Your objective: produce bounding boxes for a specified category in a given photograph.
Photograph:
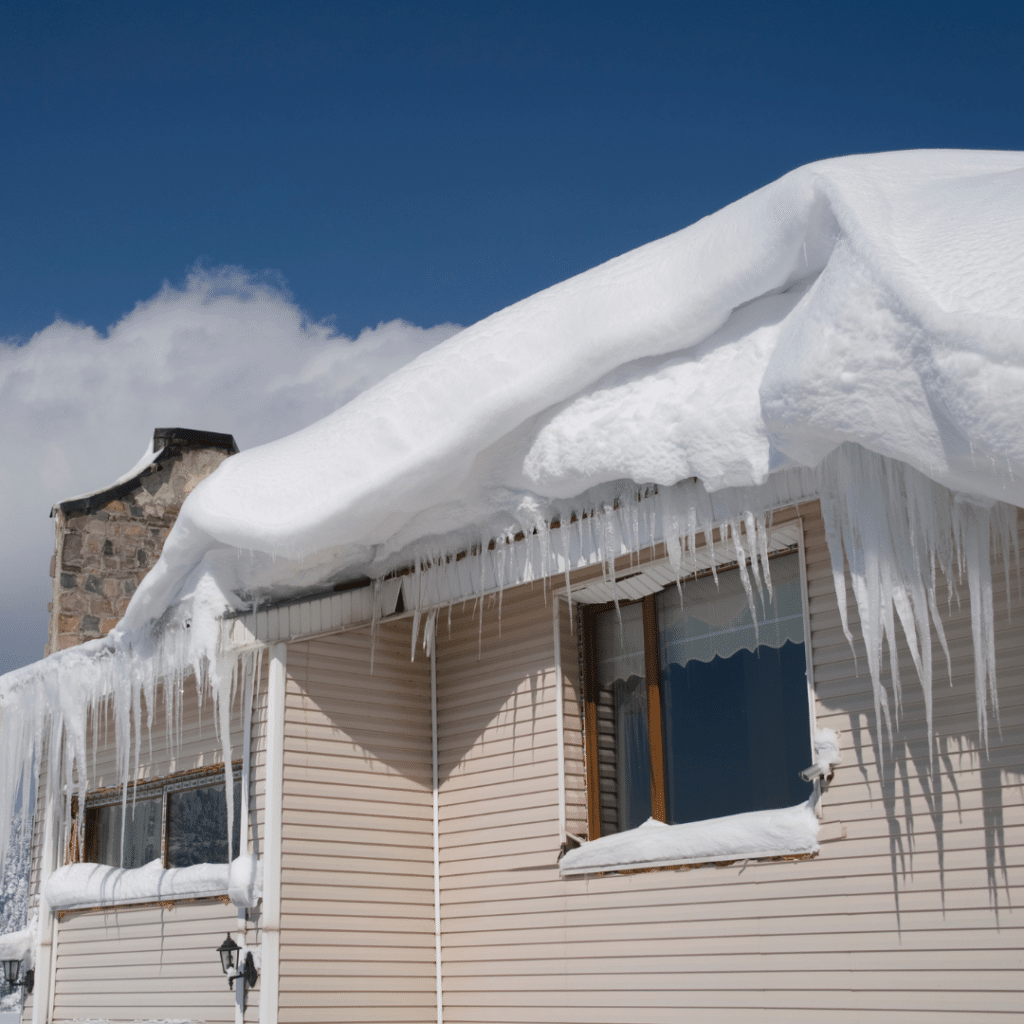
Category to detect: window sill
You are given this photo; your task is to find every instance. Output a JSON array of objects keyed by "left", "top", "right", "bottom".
[
  {"left": 44, "top": 854, "right": 262, "bottom": 912},
  {"left": 559, "top": 801, "right": 820, "bottom": 877}
]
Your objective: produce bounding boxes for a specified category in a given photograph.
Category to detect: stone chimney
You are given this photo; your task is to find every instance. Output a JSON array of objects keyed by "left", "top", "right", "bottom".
[{"left": 46, "top": 428, "right": 238, "bottom": 655}]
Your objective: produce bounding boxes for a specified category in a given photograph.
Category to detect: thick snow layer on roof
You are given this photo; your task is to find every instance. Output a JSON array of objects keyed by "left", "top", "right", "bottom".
[
  {"left": 1, "top": 150, "right": 1023, "bottom": 873},
  {"left": 116, "top": 149, "right": 1024, "bottom": 631}
]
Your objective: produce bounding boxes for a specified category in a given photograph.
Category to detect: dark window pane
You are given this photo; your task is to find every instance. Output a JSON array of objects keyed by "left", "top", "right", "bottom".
[
  {"left": 657, "top": 553, "right": 813, "bottom": 826},
  {"left": 86, "top": 797, "right": 162, "bottom": 868},
  {"left": 166, "top": 780, "right": 241, "bottom": 868}
]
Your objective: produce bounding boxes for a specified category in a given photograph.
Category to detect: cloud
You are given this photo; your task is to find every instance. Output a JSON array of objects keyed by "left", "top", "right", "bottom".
[{"left": 0, "top": 267, "right": 461, "bottom": 673}]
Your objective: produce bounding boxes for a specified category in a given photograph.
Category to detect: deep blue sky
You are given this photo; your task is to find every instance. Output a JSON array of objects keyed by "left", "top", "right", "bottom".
[{"left": 2, "top": 0, "right": 1023, "bottom": 342}]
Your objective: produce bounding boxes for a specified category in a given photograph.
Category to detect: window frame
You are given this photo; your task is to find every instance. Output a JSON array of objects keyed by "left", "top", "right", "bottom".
[
  {"left": 78, "top": 760, "right": 244, "bottom": 869},
  {"left": 579, "top": 535, "right": 818, "bottom": 842}
]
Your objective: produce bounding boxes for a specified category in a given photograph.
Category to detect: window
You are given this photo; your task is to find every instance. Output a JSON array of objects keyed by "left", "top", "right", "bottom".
[
  {"left": 81, "top": 762, "right": 242, "bottom": 869},
  {"left": 581, "top": 549, "right": 814, "bottom": 839}
]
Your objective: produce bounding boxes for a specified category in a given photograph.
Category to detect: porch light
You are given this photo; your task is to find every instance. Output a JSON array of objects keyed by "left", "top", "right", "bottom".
[
  {"left": 1, "top": 958, "right": 33, "bottom": 995},
  {"left": 216, "top": 933, "right": 257, "bottom": 991}
]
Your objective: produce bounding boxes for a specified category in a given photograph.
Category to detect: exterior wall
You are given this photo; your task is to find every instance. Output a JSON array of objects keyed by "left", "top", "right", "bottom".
[
  {"left": 47, "top": 438, "right": 234, "bottom": 655},
  {"left": 432, "top": 502, "right": 1024, "bottom": 1023},
  {"left": 277, "top": 620, "right": 435, "bottom": 1024},
  {"left": 49, "top": 900, "right": 242, "bottom": 1024},
  {"left": 22, "top": 666, "right": 263, "bottom": 1023}
]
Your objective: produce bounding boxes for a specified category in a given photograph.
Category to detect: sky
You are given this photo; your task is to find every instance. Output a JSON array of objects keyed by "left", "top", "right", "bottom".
[{"left": 2, "top": 0, "right": 1024, "bottom": 674}]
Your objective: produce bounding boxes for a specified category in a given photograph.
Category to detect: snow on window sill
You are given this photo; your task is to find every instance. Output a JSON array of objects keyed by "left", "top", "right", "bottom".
[
  {"left": 559, "top": 801, "right": 820, "bottom": 877},
  {"left": 44, "top": 854, "right": 262, "bottom": 912}
]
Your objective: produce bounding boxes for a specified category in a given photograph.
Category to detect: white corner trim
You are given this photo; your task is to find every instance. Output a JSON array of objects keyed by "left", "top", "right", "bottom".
[
  {"left": 258, "top": 643, "right": 287, "bottom": 1024},
  {"left": 553, "top": 597, "right": 567, "bottom": 848},
  {"left": 32, "top": 734, "right": 61, "bottom": 1024},
  {"left": 430, "top": 630, "right": 443, "bottom": 1024}
]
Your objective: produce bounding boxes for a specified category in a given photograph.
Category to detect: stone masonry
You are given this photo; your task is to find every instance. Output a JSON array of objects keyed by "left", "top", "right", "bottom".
[{"left": 46, "top": 428, "right": 237, "bottom": 655}]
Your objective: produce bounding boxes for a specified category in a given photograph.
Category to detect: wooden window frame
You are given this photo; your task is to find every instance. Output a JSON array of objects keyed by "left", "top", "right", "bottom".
[
  {"left": 581, "top": 545, "right": 812, "bottom": 841},
  {"left": 582, "top": 595, "right": 666, "bottom": 840},
  {"left": 74, "top": 760, "right": 243, "bottom": 868}
]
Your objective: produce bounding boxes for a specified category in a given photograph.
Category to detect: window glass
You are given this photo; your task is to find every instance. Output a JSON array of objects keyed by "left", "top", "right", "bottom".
[
  {"left": 166, "top": 780, "right": 242, "bottom": 868},
  {"left": 87, "top": 797, "right": 162, "bottom": 869},
  {"left": 595, "top": 601, "right": 651, "bottom": 833},
  {"left": 657, "top": 552, "right": 813, "bottom": 825}
]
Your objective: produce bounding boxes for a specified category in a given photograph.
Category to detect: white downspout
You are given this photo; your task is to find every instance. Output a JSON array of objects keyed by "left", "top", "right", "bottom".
[
  {"left": 259, "top": 643, "right": 287, "bottom": 1024},
  {"left": 430, "top": 624, "right": 443, "bottom": 1024},
  {"left": 31, "top": 734, "right": 61, "bottom": 1024},
  {"left": 552, "top": 597, "right": 566, "bottom": 847},
  {"left": 236, "top": 660, "right": 255, "bottom": 1024}
]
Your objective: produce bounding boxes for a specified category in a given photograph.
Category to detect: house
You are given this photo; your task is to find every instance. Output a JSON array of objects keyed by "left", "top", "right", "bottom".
[{"left": 1, "top": 149, "right": 1022, "bottom": 1024}]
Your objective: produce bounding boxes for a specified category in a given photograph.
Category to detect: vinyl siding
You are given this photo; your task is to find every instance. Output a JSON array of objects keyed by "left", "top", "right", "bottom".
[
  {"left": 26, "top": 666, "right": 265, "bottom": 1023},
  {"left": 433, "top": 502, "right": 1024, "bottom": 1023},
  {"left": 277, "top": 619, "right": 435, "bottom": 1024},
  {"left": 50, "top": 899, "right": 242, "bottom": 1023}
]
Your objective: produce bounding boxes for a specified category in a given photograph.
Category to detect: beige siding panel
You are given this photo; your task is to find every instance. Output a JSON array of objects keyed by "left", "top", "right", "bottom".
[
  {"left": 23, "top": 651, "right": 268, "bottom": 1019},
  {"left": 25, "top": 654, "right": 267, "bottom": 1024},
  {"left": 50, "top": 899, "right": 241, "bottom": 1022},
  {"left": 277, "top": 619, "right": 435, "bottom": 1024},
  {"left": 433, "top": 501, "right": 1024, "bottom": 1023}
]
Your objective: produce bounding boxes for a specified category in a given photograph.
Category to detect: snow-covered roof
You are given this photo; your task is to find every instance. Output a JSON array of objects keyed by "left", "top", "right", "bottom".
[
  {"left": 116, "top": 149, "right": 1024, "bottom": 635},
  {"left": 1, "top": 150, "right": 1022, "bottom": 874}
]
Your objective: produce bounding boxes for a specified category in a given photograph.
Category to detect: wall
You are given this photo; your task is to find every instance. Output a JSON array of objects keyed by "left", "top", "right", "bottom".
[
  {"left": 277, "top": 619, "right": 435, "bottom": 1024},
  {"left": 431, "top": 502, "right": 1024, "bottom": 1023},
  {"left": 22, "top": 660, "right": 265, "bottom": 1024}
]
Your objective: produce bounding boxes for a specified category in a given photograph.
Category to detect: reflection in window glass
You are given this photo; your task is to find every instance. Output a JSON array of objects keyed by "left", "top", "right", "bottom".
[
  {"left": 166, "top": 780, "right": 241, "bottom": 868},
  {"left": 657, "top": 552, "right": 813, "bottom": 825},
  {"left": 87, "top": 797, "right": 162, "bottom": 868}
]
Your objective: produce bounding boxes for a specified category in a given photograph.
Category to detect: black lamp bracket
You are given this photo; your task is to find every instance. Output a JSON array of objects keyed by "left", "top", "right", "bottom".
[{"left": 229, "top": 951, "right": 258, "bottom": 991}]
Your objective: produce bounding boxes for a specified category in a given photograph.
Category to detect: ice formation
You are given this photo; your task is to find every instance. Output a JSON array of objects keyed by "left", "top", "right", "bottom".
[
  {"left": 1, "top": 149, "right": 1023, "bottom": 878},
  {"left": 559, "top": 801, "right": 821, "bottom": 876}
]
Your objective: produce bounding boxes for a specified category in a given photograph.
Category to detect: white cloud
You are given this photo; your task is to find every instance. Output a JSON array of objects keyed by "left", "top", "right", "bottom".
[{"left": 0, "top": 267, "right": 461, "bottom": 673}]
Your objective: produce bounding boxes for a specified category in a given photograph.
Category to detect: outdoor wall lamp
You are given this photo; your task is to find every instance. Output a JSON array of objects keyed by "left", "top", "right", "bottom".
[
  {"left": 1, "top": 958, "right": 33, "bottom": 996},
  {"left": 216, "top": 934, "right": 257, "bottom": 991}
]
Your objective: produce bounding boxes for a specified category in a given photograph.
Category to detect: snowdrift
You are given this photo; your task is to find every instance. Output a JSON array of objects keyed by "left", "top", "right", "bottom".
[{"left": 1, "top": 149, "right": 1023, "bottom": 876}]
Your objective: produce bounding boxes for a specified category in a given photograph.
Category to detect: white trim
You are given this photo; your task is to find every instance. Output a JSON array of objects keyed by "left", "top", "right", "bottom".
[
  {"left": 32, "top": 734, "right": 60, "bottom": 1024},
  {"left": 258, "top": 643, "right": 287, "bottom": 1024},
  {"left": 430, "top": 627, "right": 443, "bottom": 1024},
  {"left": 236, "top": 661, "right": 255, "bottom": 1024},
  {"left": 553, "top": 597, "right": 567, "bottom": 848}
]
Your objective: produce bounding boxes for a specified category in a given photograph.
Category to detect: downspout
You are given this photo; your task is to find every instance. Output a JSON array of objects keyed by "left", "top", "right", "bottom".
[
  {"left": 236, "top": 660, "right": 255, "bottom": 1024},
  {"left": 552, "top": 598, "right": 566, "bottom": 847},
  {"left": 32, "top": 732, "right": 61, "bottom": 1024},
  {"left": 430, "top": 623, "right": 443, "bottom": 1024},
  {"left": 259, "top": 643, "right": 287, "bottom": 1024}
]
